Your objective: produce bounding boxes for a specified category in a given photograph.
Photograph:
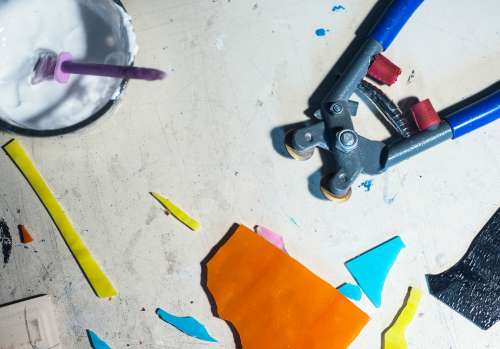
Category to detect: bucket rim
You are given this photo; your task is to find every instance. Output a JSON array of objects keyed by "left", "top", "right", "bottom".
[{"left": 0, "top": 0, "right": 132, "bottom": 137}]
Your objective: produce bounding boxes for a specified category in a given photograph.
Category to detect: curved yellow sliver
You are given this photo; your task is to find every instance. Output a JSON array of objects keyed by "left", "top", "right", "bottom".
[
  {"left": 383, "top": 287, "right": 422, "bottom": 349},
  {"left": 3, "top": 139, "right": 117, "bottom": 298},
  {"left": 151, "top": 192, "right": 200, "bottom": 231}
]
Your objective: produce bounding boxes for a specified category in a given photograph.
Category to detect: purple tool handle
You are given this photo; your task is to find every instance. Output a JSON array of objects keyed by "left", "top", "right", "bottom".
[
  {"left": 54, "top": 52, "right": 165, "bottom": 82},
  {"left": 62, "top": 61, "right": 166, "bottom": 81}
]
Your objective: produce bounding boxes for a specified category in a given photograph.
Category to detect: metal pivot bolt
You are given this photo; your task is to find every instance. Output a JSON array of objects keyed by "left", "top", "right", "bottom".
[
  {"left": 336, "top": 129, "right": 359, "bottom": 152},
  {"left": 331, "top": 103, "right": 344, "bottom": 114}
]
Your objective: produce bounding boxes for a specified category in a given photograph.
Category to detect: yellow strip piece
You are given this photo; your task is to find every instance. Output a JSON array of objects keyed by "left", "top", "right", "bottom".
[
  {"left": 3, "top": 139, "right": 117, "bottom": 298},
  {"left": 150, "top": 192, "right": 200, "bottom": 231},
  {"left": 383, "top": 287, "right": 423, "bottom": 349}
]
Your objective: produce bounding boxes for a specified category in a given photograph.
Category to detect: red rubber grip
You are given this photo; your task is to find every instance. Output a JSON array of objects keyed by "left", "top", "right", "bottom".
[
  {"left": 411, "top": 99, "right": 441, "bottom": 131},
  {"left": 367, "top": 54, "right": 401, "bottom": 86}
]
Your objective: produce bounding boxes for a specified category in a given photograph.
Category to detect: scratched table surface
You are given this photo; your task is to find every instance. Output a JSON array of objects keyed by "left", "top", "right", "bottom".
[{"left": 1, "top": 0, "right": 499, "bottom": 348}]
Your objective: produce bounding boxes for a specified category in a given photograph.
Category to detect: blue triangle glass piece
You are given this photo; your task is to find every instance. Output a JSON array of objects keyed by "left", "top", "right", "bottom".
[
  {"left": 337, "top": 283, "right": 363, "bottom": 301},
  {"left": 87, "top": 330, "right": 112, "bottom": 349},
  {"left": 345, "top": 236, "right": 405, "bottom": 308}
]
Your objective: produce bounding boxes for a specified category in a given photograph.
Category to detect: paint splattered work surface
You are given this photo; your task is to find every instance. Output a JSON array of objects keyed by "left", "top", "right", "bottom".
[{"left": 0, "top": 0, "right": 499, "bottom": 348}]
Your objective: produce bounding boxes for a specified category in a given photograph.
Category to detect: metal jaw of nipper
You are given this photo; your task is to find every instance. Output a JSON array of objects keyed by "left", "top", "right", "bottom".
[{"left": 285, "top": 0, "right": 500, "bottom": 202}]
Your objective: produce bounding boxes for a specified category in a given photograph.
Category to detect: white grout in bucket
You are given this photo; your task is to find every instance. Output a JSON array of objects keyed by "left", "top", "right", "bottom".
[{"left": 0, "top": 0, "right": 137, "bottom": 132}]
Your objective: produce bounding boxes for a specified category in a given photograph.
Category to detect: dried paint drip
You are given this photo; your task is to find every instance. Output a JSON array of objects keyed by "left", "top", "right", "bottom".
[
  {"left": 288, "top": 216, "right": 299, "bottom": 227},
  {"left": 0, "top": 219, "right": 13, "bottom": 265},
  {"left": 315, "top": 28, "right": 329, "bottom": 37},
  {"left": 359, "top": 180, "right": 373, "bottom": 192},
  {"left": 314, "top": 4, "right": 344, "bottom": 38},
  {"left": 332, "top": 5, "right": 346, "bottom": 12}
]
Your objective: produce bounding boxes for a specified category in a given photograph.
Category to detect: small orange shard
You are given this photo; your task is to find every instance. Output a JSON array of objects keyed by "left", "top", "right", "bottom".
[
  {"left": 19, "top": 225, "right": 34, "bottom": 244},
  {"left": 205, "top": 224, "right": 369, "bottom": 349}
]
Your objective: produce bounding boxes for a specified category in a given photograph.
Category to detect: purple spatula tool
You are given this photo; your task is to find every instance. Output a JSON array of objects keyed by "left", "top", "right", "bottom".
[{"left": 32, "top": 52, "right": 166, "bottom": 84}]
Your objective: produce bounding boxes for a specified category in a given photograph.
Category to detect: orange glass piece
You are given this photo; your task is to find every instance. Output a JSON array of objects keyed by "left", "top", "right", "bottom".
[
  {"left": 206, "top": 224, "right": 369, "bottom": 349},
  {"left": 19, "top": 225, "right": 34, "bottom": 244}
]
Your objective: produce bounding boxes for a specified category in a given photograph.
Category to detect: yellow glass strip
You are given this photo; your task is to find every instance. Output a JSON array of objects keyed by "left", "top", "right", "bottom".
[
  {"left": 383, "top": 287, "right": 422, "bottom": 349},
  {"left": 3, "top": 139, "right": 117, "bottom": 298},
  {"left": 151, "top": 192, "right": 200, "bottom": 231}
]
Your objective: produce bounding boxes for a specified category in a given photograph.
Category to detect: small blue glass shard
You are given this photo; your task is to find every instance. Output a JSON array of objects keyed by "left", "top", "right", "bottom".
[
  {"left": 156, "top": 308, "right": 217, "bottom": 342},
  {"left": 337, "top": 283, "right": 363, "bottom": 301}
]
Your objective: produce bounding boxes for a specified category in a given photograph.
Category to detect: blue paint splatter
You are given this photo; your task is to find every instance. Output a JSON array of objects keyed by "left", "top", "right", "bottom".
[
  {"left": 315, "top": 28, "right": 329, "bottom": 37},
  {"left": 332, "top": 4, "right": 346, "bottom": 12},
  {"left": 288, "top": 216, "right": 299, "bottom": 227},
  {"left": 384, "top": 194, "right": 398, "bottom": 205},
  {"left": 359, "top": 180, "right": 373, "bottom": 192}
]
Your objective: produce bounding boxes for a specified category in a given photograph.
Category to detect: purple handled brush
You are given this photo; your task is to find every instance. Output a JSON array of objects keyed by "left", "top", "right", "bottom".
[{"left": 32, "top": 52, "right": 166, "bottom": 84}]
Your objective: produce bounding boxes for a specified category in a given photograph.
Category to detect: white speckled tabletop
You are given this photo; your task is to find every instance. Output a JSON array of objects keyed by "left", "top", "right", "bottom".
[{"left": 0, "top": 0, "right": 499, "bottom": 348}]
